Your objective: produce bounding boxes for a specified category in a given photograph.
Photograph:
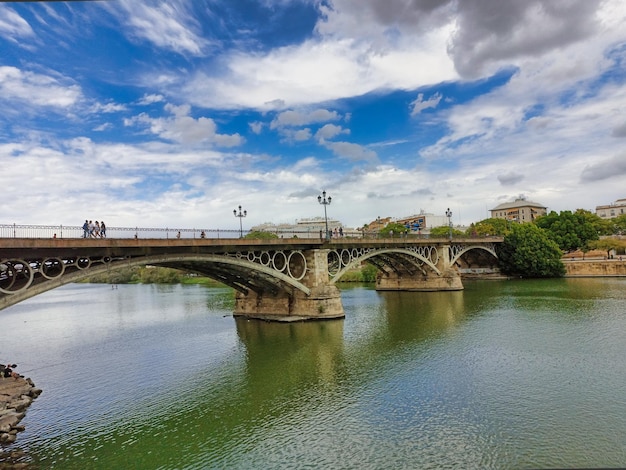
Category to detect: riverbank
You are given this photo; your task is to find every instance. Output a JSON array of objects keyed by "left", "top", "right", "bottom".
[
  {"left": 562, "top": 250, "right": 626, "bottom": 277},
  {"left": 0, "top": 375, "right": 41, "bottom": 455}
]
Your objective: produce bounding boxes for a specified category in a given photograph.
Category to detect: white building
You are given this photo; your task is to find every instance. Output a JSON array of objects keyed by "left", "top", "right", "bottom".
[
  {"left": 250, "top": 217, "right": 359, "bottom": 238},
  {"left": 490, "top": 197, "right": 547, "bottom": 222},
  {"left": 596, "top": 198, "right": 626, "bottom": 219}
]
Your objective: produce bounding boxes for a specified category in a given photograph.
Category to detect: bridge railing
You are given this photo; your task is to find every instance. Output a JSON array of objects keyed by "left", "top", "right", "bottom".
[
  {"left": 0, "top": 224, "right": 234, "bottom": 239},
  {"left": 0, "top": 223, "right": 486, "bottom": 240}
]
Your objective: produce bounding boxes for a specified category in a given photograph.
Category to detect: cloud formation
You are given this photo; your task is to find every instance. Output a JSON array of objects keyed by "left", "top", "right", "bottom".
[{"left": 0, "top": 0, "right": 625, "bottom": 231}]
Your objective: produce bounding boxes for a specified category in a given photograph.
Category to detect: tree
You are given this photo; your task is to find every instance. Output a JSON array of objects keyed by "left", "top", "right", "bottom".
[
  {"left": 429, "top": 225, "right": 464, "bottom": 238},
  {"left": 244, "top": 231, "right": 279, "bottom": 239},
  {"left": 573, "top": 208, "right": 614, "bottom": 236},
  {"left": 498, "top": 223, "right": 565, "bottom": 278},
  {"left": 379, "top": 222, "right": 409, "bottom": 237},
  {"left": 466, "top": 218, "right": 511, "bottom": 237},
  {"left": 587, "top": 238, "right": 626, "bottom": 258},
  {"left": 612, "top": 214, "right": 626, "bottom": 235},
  {"left": 535, "top": 210, "right": 598, "bottom": 252}
]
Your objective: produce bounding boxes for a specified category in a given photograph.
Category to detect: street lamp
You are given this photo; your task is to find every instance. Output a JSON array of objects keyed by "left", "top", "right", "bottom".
[
  {"left": 317, "top": 190, "right": 332, "bottom": 240},
  {"left": 445, "top": 208, "right": 452, "bottom": 240},
  {"left": 233, "top": 205, "right": 247, "bottom": 238}
]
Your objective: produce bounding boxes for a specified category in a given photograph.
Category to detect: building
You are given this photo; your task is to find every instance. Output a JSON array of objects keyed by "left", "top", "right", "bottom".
[
  {"left": 595, "top": 198, "right": 626, "bottom": 219},
  {"left": 250, "top": 217, "right": 358, "bottom": 238},
  {"left": 395, "top": 211, "right": 448, "bottom": 232},
  {"left": 363, "top": 210, "right": 463, "bottom": 235},
  {"left": 489, "top": 197, "right": 547, "bottom": 222}
]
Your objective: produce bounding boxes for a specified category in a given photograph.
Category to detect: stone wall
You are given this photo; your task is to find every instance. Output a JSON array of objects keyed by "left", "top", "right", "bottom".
[{"left": 564, "top": 260, "right": 626, "bottom": 277}]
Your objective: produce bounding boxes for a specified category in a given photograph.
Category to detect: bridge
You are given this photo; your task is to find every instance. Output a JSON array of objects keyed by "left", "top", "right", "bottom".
[{"left": 1, "top": 232, "right": 502, "bottom": 321}]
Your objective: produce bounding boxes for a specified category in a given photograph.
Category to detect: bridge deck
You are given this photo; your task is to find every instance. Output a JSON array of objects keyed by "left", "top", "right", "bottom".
[{"left": 1, "top": 236, "right": 502, "bottom": 253}]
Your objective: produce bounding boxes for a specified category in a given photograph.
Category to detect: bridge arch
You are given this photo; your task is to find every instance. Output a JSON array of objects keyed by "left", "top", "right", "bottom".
[
  {"left": 0, "top": 253, "right": 312, "bottom": 311},
  {"left": 328, "top": 247, "right": 442, "bottom": 283},
  {"left": 449, "top": 244, "right": 499, "bottom": 266}
]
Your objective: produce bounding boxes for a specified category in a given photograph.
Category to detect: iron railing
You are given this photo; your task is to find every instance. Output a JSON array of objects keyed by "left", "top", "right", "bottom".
[
  {"left": 0, "top": 223, "right": 373, "bottom": 239},
  {"left": 0, "top": 223, "right": 478, "bottom": 240}
]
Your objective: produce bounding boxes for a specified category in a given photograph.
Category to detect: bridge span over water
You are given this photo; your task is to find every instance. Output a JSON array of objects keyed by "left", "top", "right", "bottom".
[{"left": 1, "top": 236, "right": 502, "bottom": 321}]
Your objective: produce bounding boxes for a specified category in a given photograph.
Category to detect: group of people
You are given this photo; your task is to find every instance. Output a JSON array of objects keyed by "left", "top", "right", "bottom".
[{"left": 82, "top": 220, "right": 106, "bottom": 238}]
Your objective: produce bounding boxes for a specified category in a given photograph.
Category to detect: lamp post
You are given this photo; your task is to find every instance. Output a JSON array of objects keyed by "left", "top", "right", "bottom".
[
  {"left": 233, "top": 205, "right": 247, "bottom": 238},
  {"left": 317, "top": 190, "right": 332, "bottom": 240},
  {"left": 445, "top": 208, "right": 452, "bottom": 240}
]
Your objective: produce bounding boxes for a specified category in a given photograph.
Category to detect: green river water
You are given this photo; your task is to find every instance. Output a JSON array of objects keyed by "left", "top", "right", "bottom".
[{"left": 1, "top": 278, "right": 625, "bottom": 469}]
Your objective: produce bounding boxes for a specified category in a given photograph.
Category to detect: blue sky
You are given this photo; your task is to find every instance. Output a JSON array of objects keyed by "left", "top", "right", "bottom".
[{"left": 1, "top": 0, "right": 625, "bottom": 231}]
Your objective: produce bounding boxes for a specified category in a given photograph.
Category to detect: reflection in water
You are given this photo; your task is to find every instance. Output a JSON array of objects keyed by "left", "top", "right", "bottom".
[
  {"left": 236, "top": 318, "right": 346, "bottom": 389},
  {"left": 381, "top": 290, "right": 467, "bottom": 343},
  {"left": 1, "top": 279, "right": 626, "bottom": 469}
]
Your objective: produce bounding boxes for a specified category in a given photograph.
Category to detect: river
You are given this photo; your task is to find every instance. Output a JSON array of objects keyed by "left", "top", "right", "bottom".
[{"left": 1, "top": 278, "right": 626, "bottom": 469}]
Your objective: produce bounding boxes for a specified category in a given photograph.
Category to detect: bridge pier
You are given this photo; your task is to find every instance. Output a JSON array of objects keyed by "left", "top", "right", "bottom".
[
  {"left": 376, "top": 268, "right": 463, "bottom": 291},
  {"left": 234, "top": 248, "right": 345, "bottom": 322}
]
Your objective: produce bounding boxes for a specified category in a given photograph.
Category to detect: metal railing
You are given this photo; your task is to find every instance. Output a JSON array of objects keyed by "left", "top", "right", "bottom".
[
  {"left": 0, "top": 223, "right": 480, "bottom": 240},
  {"left": 0, "top": 223, "right": 364, "bottom": 240}
]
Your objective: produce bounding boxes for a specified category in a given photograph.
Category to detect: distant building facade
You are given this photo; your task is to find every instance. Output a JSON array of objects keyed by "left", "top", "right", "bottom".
[
  {"left": 250, "top": 217, "right": 357, "bottom": 238},
  {"left": 490, "top": 197, "right": 547, "bottom": 222},
  {"left": 596, "top": 198, "right": 626, "bottom": 219},
  {"left": 364, "top": 210, "right": 463, "bottom": 235},
  {"left": 395, "top": 211, "right": 448, "bottom": 232}
]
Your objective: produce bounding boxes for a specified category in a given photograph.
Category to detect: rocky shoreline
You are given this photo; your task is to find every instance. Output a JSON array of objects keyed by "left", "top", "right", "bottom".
[{"left": 0, "top": 376, "right": 41, "bottom": 446}]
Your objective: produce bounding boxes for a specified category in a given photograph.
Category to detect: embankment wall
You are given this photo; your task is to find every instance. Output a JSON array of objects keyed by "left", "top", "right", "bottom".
[{"left": 564, "top": 260, "right": 626, "bottom": 277}]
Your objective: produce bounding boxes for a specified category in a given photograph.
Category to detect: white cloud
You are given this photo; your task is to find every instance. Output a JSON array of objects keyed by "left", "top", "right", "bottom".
[
  {"left": 0, "top": 5, "right": 34, "bottom": 42},
  {"left": 126, "top": 103, "right": 244, "bottom": 148},
  {"left": 410, "top": 93, "right": 442, "bottom": 116},
  {"left": 322, "top": 140, "right": 378, "bottom": 163},
  {"left": 180, "top": 32, "right": 457, "bottom": 109},
  {"left": 112, "top": 0, "right": 210, "bottom": 56},
  {"left": 249, "top": 122, "right": 264, "bottom": 134},
  {"left": 137, "top": 94, "right": 165, "bottom": 105},
  {"left": 315, "top": 124, "right": 349, "bottom": 141},
  {"left": 0, "top": 66, "right": 81, "bottom": 108},
  {"left": 270, "top": 109, "right": 341, "bottom": 129}
]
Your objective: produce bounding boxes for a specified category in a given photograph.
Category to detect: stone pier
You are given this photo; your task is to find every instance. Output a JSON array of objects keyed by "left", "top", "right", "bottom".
[{"left": 234, "top": 248, "right": 345, "bottom": 321}]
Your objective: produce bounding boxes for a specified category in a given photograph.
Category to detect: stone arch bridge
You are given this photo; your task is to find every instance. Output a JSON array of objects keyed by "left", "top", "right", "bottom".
[{"left": 1, "top": 237, "right": 502, "bottom": 321}]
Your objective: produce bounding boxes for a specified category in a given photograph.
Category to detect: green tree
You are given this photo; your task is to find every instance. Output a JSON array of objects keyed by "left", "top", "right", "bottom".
[
  {"left": 587, "top": 238, "right": 626, "bottom": 258},
  {"left": 379, "top": 222, "right": 409, "bottom": 237},
  {"left": 612, "top": 214, "right": 626, "bottom": 235},
  {"left": 466, "top": 218, "right": 511, "bottom": 237},
  {"left": 498, "top": 223, "right": 565, "bottom": 278},
  {"left": 429, "top": 225, "right": 464, "bottom": 238},
  {"left": 535, "top": 210, "right": 598, "bottom": 252},
  {"left": 576, "top": 209, "right": 615, "bottom": 236},
  {"left": 244, "top": 231, "right": 279, "bottom": 239}
]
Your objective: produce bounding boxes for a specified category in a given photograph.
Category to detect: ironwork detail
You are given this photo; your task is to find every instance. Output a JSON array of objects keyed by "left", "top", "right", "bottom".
[
  {"left": 327, "top": 245, "right": 440, "bottom": 280},
  {"left": 0, "top": 256, "right": 115, "bottom": 295},
  {"left": 449, "top": 243, "right": 498, "bottom": 266},
  {"left": 226, "top": 250, "right": 308, "bottom": 281}
]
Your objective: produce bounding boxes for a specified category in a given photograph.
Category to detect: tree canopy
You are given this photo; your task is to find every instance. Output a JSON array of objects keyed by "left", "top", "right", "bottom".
[
  {"left": 498, "top": 223, "right": 565, "bottom": 278},
  {"left": 379, "top": 222, "right": 409, "bottom": 237},
  {"left": 429, "top": 225, "right": 464, "bottom": 238},
  {"left": 466, "top": 218, "right": 510, "bottom": 237},
  {"left": 534, "top": 210, "right": 599, "bottom": 252},
  {"left": 612, "top": 214, "right": 626, "bottom": 235},
  {"left": 244, "top": 231, "right": 279, "bottom": 239}
]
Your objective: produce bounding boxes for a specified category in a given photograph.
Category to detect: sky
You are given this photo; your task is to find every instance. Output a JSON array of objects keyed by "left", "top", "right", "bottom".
[{"left": 1, "top": 0, "right": 625, "bottom": 232}]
